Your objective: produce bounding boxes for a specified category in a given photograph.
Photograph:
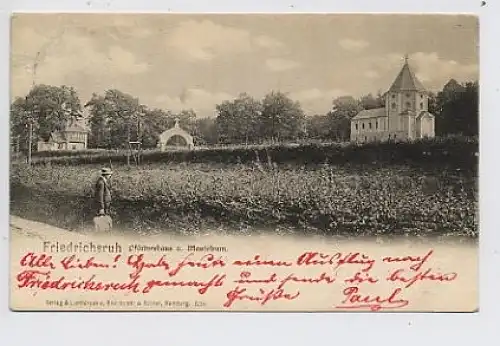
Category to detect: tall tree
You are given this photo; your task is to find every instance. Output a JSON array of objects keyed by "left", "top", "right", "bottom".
[
  {"left": 434, "top": 79, "right": 478, "bottom": 136},
  {"left": 85, "top": 89, "right": 142, "bottom": 149},
  {"left": 194, "top": 117, "right": 218, "bottom": 145},
  {"left": 327, "top": 96, "right": 363, "bottom": 141},
  {"left": 359, "top": 93, "right": 384, "bottom": 110},
  {"left": 306, "top": 114, "right": 331, "bottom": 140},
  {"left": 140, "top": 108, "right": 172, "bottom": 148},
  {"left": 427, "top": 91, "right": 438, "bottom": 115},
  {"left": 10, "top": 84, "right": 83, "bottom": 151},
  {"left": 260, "top": 91, "right": 305, "bottom": 143},
  {"left": 174, "top": 109, "right": 197, "bottom": 134},
  {"left": 85, "top": 93, "right": 110, "bottom": 148},
  {"left": 215, "top": 93, "right": 263, "bottom": 144}
]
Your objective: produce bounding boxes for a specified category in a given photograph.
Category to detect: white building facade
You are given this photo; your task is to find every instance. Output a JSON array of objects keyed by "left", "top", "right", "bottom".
[
  {"left": 37, "top": 122, "right": 89, "bottom": 151},
  {"left": 350, "top": 58, "right": 435, "bottom": 143}
]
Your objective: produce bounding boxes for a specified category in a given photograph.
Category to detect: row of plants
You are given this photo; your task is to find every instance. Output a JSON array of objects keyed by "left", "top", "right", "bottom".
[
  {"left": 23, "top": 136, "right": 478, "bottom": 171},
  {"left": 10, "top": 162, "right": 478, "bottom": 237}
]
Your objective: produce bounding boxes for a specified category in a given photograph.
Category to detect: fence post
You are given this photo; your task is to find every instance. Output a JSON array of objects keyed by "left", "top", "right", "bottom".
[{"left": 27, "top": 121, "right": 33, "bottom": 166}]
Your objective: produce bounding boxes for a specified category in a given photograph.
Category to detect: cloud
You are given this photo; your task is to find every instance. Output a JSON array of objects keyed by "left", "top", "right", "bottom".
[
  {"left": 265, "top": 58, "right": 300, "bottom": 72},
  {"left": 106, "top": 17, "right": 152, "bottom": 38},
  {"left": 105, "top": 46, "right": 149, "bottom": 74},
  {"left": 410, "top": 52, "right": 478, "bottom": 85},
  {"left": 166, "top": 20, "right": 252, "bottom": 61},
  {"left": 366, "top": 53, "right": 405, "bottom": 70},
  {"left": 253, "top": 35, "right": 284, "bottom": 50},
  {"left": 289, "top": 88, "right": 345, "bottom": 114},
  {"left": 362, "top": 52, "right": 478, "bottom": 91},
  {"left": 364, "top": 70, "right": 380, "bottom": 79},
  {"left": 339, "top": 39, "right": 369, "bottom": 52},
  {"left": 290, "top": 88, "right": 344, "bottom": 101},
  {"left": 152, "top": 88, "right": 234, "bottom": 116},
  {"left": 72, "top": 16, "right": 153, "bottom": 40},
  {"left": 11, "top": 27, "right": 149, "bottom": 100},
  {"left": 166, "top": 20, "right": 288, "bottom": 62}
]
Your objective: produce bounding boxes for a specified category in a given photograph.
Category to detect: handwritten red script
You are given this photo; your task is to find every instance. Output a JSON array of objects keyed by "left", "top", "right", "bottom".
[{"left": 15, "top": 249, "right": 458, "bottom": 311}]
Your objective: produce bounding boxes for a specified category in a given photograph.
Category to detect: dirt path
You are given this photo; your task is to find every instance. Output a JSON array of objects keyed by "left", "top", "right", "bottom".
[{"left": 10, "top": 215, "right": 94, "bottom": 244}]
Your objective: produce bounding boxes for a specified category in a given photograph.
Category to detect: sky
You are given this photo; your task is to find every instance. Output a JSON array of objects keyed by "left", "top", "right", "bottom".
[{"left": 10, "top": 14, "right": 479, "bottom": 118}]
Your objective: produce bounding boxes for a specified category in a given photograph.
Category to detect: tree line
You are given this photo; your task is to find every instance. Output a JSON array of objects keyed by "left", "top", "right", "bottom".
[{"left": 10, "top": 78, "right": 478, "bottom": 151}]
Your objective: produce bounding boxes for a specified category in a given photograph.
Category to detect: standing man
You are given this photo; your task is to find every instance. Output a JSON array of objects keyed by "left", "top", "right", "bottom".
[{"left": 95, "top": 167, "right": 113, "bottom": 216}]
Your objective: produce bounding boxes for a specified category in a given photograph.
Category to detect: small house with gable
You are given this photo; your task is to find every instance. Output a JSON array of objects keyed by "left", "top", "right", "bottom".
[{"left": 37, "top": 121, "right": 89, "bottom": 151}]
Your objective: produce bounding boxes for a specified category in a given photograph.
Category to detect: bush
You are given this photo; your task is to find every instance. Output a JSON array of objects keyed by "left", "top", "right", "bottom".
[{"left": 28, "top": 136, "right": 478, "bottom": 172}]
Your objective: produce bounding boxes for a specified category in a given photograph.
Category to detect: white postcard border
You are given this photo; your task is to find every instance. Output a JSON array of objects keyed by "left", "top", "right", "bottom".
[{"left": 1, "top": 0, "right": 498, "bottom": 345}]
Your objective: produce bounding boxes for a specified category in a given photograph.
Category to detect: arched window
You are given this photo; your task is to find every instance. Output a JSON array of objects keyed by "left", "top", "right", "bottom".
[
  {"left": 391, "top": 102, "right": 396, "bottom": 109},
  {"left": 355, "top": 123, "right": 358, "bottom": 130},
  {"left": 420, "top": 102, "right": 423, "bottom": 109},
  {"left": 405, "top": 102, "right": 411, "bottom": 108},
  {"left": 406, "top": 93, "right": 410, "bottom": 98},
  {"left": 369, "top": 122, "right": 372, "bottom": 129},
  {"left": 375, "top": 121, "right": 378, "bottom": 129},
  {"left": 362, "top": 123, "right": 365, "bottom": 129},
  {"left": 391, "top": 94, "right": 396, "bottom": 99}
]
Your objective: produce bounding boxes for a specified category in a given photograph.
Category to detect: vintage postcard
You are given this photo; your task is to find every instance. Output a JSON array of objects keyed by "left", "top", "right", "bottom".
[{"left": 9, "top": 13, "right": 479, "bottom": 312}]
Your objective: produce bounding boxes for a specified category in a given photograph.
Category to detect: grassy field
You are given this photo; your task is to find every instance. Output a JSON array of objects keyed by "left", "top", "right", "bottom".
[{"left": 10, "top": 159, "right": 478, "bottom": 237}]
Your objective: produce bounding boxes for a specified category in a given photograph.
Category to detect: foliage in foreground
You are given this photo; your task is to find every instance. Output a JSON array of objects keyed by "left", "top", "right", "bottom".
[{"left": 10, "top": 162, "right": 478, "bottom": 237}]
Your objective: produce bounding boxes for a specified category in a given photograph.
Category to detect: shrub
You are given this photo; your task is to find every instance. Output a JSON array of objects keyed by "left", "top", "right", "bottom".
[{"left": 28, "top": 136, "right": 478, "bottom": 173}]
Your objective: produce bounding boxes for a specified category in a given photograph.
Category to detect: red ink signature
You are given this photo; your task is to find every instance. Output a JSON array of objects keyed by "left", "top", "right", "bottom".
[
  {"left": 233, "top": 271, "right": 335, "bottom": 290},
  {"left": 335, "top": 286, "right": 409, "bottom": 311},
  {"left": 232, "top": 255, "right": 292, "bottom": 267},
  {"left": 382, "top": 249, "right": 434, "bottom": 271},
  {"left": 169, "top": 253, "right": 226, "bottom": 276},
  {"left": 344, "top": 271, "right": 379, "bottom": 284},
  {"left": 297, "top": 252, "right": 375, "bottom": 271},
  {"left": 278, "top": 272, "right": 335, "bottom": 289},
  {"left": 234, "top": 271, "right": 278, "bottom": 284},
  {"left": 224, "top": 286, "right": 300, "bottom": 308},
  {"left": 126, "top": 253, "right": 225, "bottom": 278},
  {"left": 143, "top": 273, "right": 226, "bottom": 294},
  {"left": 60, "top": 255, "right": 111, "bottom": 270},
  {"left": 16, "top": 269, "right": 141, "bottom": 293},
  {"left": 20, "top": 253, "right": 56, "bottom": 270},
  {"left": 387, "top": 268, "right": 458, "bottom": 288},
  {"left": 126, "top": 254, "right": 170, "bottom": 278}
]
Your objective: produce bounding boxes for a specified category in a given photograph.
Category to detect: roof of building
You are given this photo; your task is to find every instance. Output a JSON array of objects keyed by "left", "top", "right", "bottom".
[
  {"left": 49, "top": 132, "right": 66, "bottom": 143},
  {"left": 398, "top": 109, "right": 413, "bottom": 116},
  {"left": 388, "top": 61, "right": 426, "bottom": 92},
  {"left": 159, "top": 122, "right": 193, "bottom": 141},
  {"left": 65, "top": 122, "right": 87, "bottom": 132},
  {"left": 44, "top": 125, "right": 88, "bottom": 144},
  {"left": 416, "top": 111, "right": 435, "bottom": 119},
  {"left": 352, "top": 107, "right": 386, "bottom": 120}
]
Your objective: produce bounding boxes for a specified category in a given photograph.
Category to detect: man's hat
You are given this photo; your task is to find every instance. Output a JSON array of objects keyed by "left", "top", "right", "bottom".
[{"left": 101, "top": 167, "right": 113, "bottom": 175}]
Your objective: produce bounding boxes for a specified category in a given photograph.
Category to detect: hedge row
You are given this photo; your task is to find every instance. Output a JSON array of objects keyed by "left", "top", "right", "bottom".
[{"left": 27, "top": 136, "right": 478, "bottom": 170}]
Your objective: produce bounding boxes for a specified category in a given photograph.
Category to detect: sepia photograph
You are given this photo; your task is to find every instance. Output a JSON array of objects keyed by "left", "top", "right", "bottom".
[{"left": 9, "top": 13, "right": 479, "bottom": 312}]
